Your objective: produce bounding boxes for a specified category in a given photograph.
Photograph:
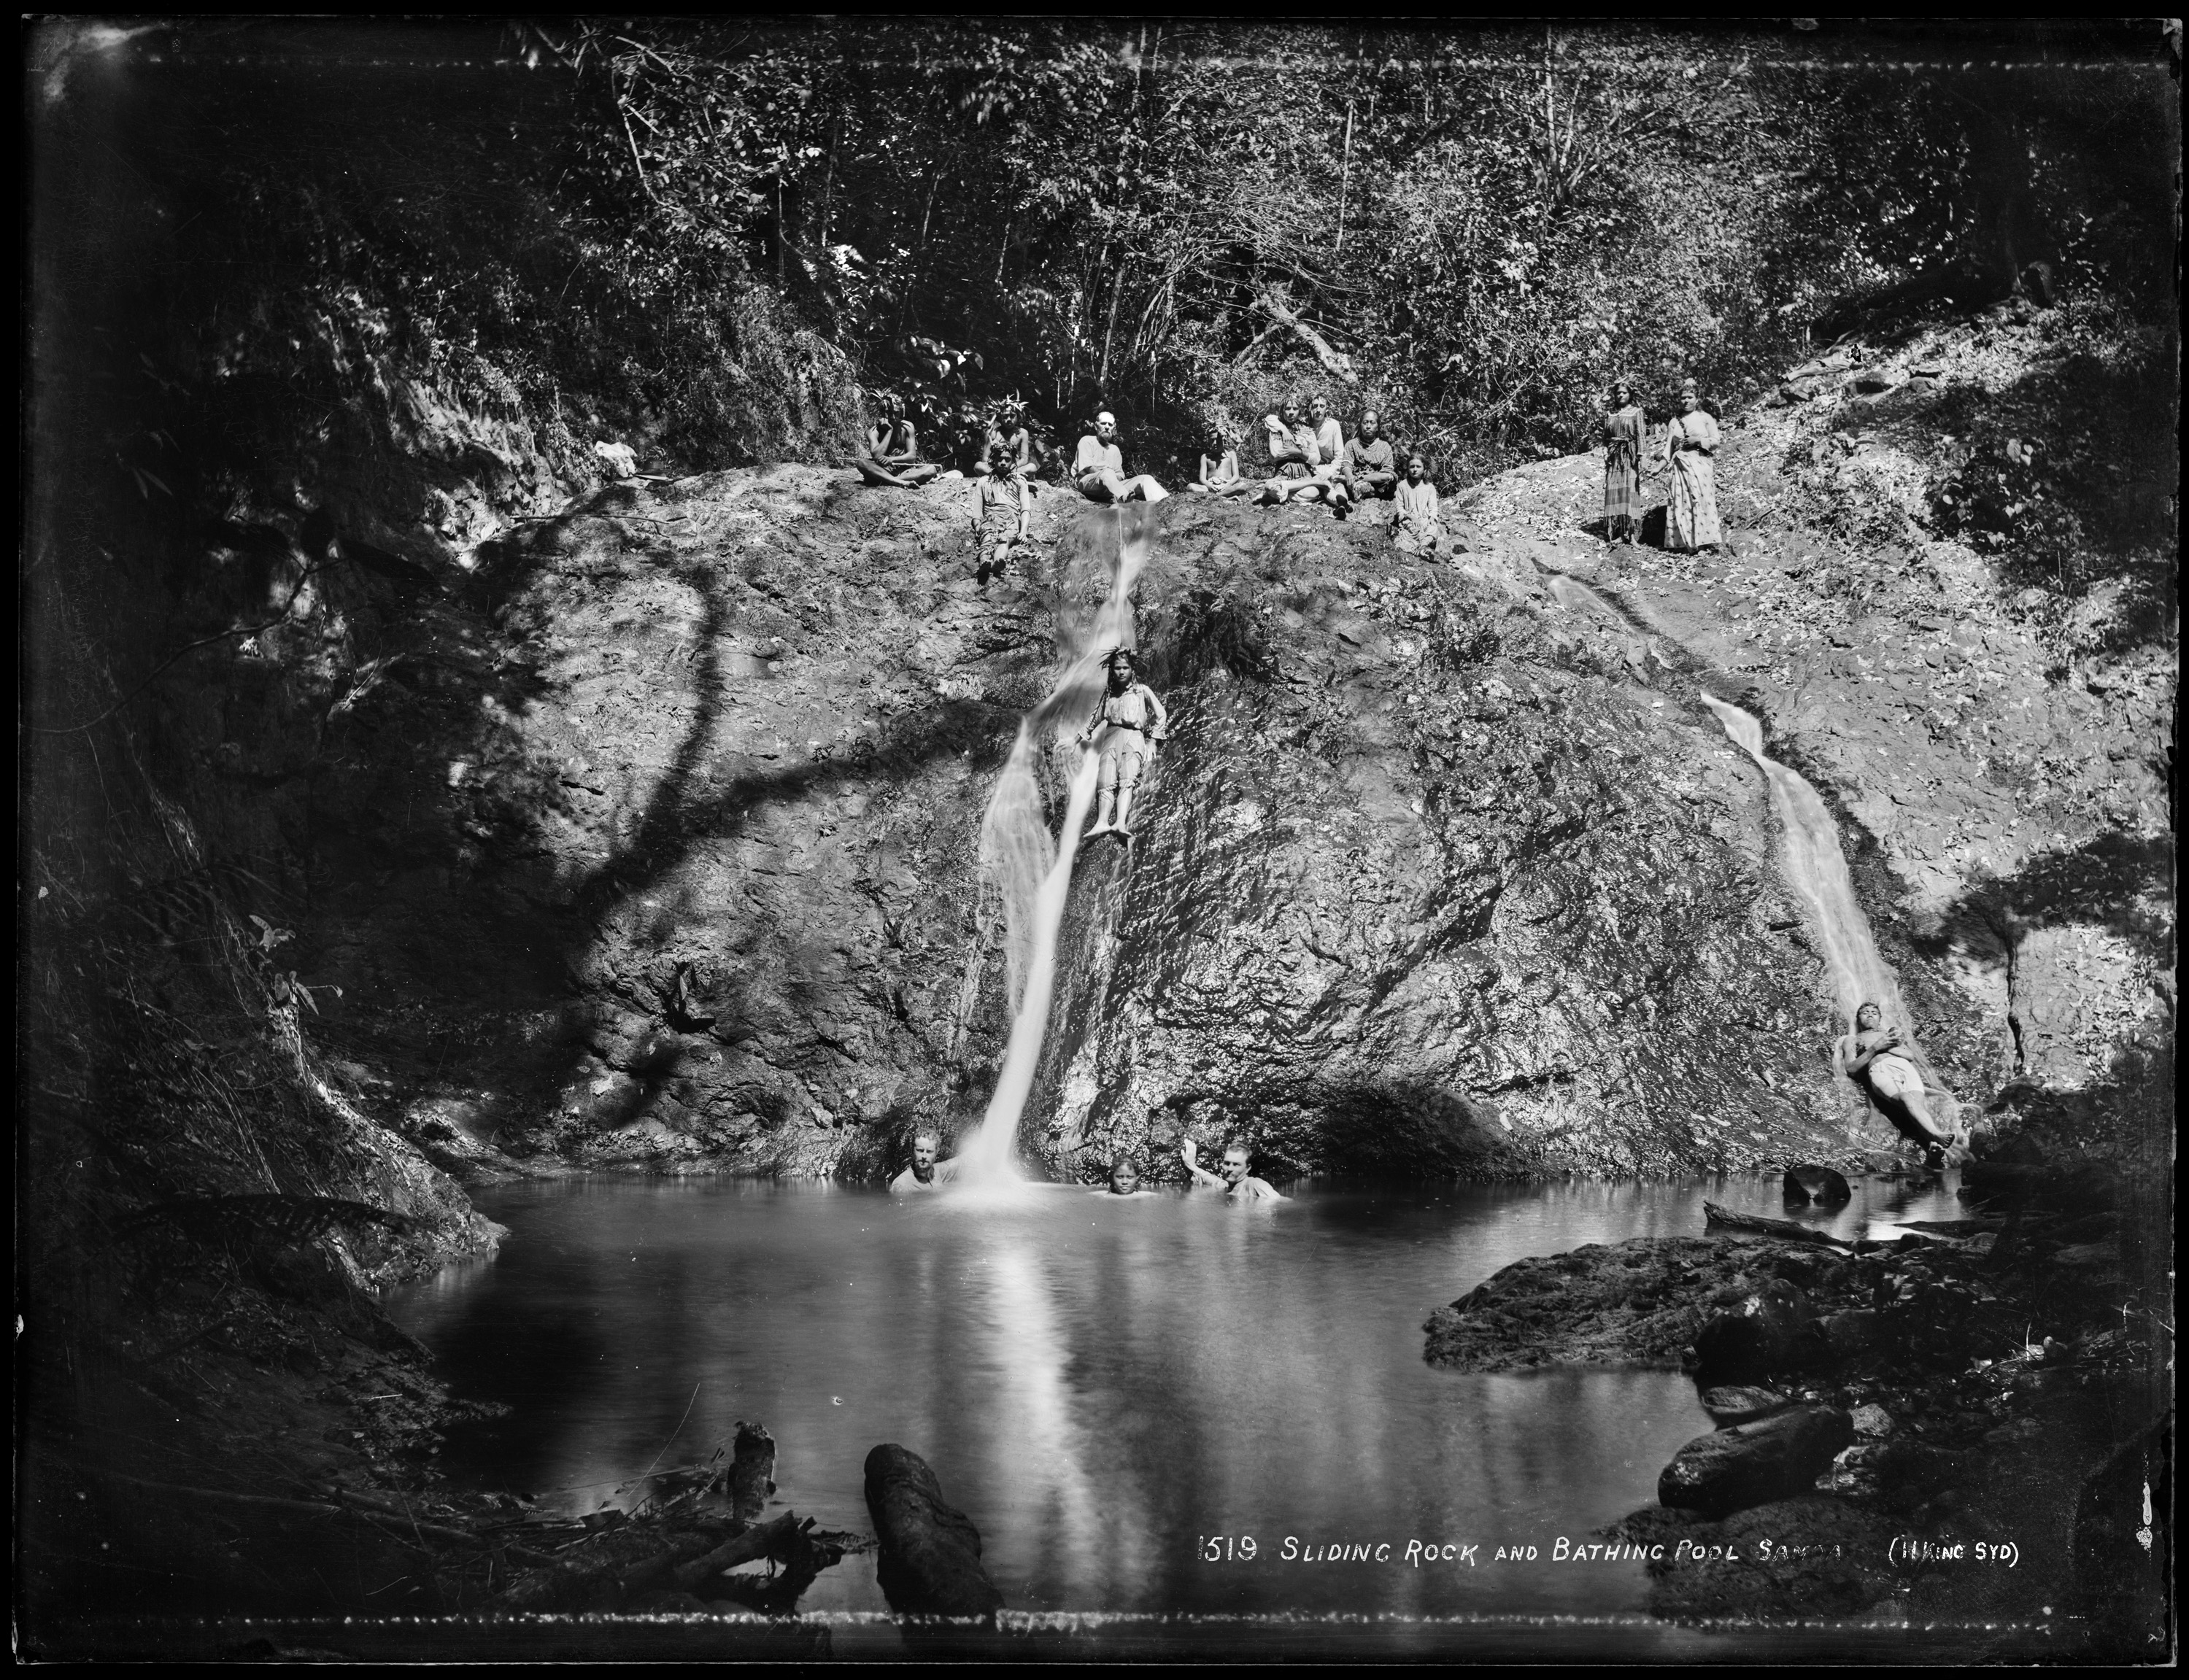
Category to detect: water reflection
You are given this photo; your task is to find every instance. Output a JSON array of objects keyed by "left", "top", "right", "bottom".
[{"left": 392, "top": 1172, "right": 1956, "bottom": 1620}]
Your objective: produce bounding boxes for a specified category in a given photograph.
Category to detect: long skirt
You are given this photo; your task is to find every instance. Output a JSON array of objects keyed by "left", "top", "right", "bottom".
[
  {"left": 1602, "top": 445, "right": 1639, "bottom": 527},
  {"left": 1667, "top": 450, "right": 1721, "bottom": 551}
]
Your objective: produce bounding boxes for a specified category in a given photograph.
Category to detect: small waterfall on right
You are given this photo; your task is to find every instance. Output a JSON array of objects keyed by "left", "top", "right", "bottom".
[{"left": 1701, "top": 693, "right": 1955, "bottom": 1110}]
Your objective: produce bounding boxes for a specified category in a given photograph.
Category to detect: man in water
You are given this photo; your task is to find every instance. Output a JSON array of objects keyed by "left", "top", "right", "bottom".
[
  {"left": 1181, "top": 1137, "right": 1286, "bottom": 1202},
  {"left": 889, "top": 1129, "right": 960, "bottom": 1193},
  {"left": 1835, "top": 1004, "right": 1968, "bottom": 1158},
  {"left": 1078, "top": 646, "right": 1169, "bottom": 841}
]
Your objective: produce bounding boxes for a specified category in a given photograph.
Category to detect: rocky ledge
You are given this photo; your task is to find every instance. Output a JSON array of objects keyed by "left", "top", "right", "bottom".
[{"left": 1422, "top": 1162, "right": 2166, "bottom": 1649}]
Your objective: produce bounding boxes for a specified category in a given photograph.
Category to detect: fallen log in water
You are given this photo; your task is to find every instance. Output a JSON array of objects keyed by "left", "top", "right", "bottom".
[
  {"left": 864, "top": 1444, "right": 1004, "bottom": 1617},
  {"left": 1703, "top": 1201, "right": 1857, "bottom": 1248},
  {"left": 671, "top": 1510, "right": 806, "bottom": 1590}
]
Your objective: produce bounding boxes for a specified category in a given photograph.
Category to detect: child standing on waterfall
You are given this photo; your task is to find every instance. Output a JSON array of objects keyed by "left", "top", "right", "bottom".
[{"left": 1078, "top": 647, "right": 1169, "bottom": 842}]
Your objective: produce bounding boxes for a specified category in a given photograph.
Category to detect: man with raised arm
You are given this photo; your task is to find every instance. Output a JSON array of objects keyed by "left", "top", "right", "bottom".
[
  {"left": 1074, "top": 411, "right": 1170, "bottom": 503},
  {"left": 1077, "top": 646, "right": 1169, "bottom": 842},
  {"left": 889, "top": 1129, "right": 960, "bottom": 1193},
  {"left": 1181, "top": 1137, "right": 1286, "bottom": 1202}
]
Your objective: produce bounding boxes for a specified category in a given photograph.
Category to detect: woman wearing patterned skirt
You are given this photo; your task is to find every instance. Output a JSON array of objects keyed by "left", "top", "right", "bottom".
[
  {"left": 1601, "top": 379, "right": 1645, "bottom": 546},
  {"left": 1659, "top": 379, "right": 1722, "bottom": 553}
]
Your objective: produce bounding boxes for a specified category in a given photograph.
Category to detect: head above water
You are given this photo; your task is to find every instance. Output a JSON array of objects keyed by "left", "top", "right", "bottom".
[
  {"left": 1220, "top": 1142, "right": 1252, "bottom": 1184},
  {"left": 910, "top": 1131, "right": 942, "bottom": 1177},
  {"left": 1109, "top": 1156, "right": 1142, "bottom": 1193}
]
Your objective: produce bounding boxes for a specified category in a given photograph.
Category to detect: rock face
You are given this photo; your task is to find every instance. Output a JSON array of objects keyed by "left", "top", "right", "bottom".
[
  {"left": 172, "top": 293, "right": 2169, "bottom": 1186},
  {"left": 1658, "top": 1405, "right": 1856, "bottom": 1516},
  {"left": 862, "top": 1444, "right": 1004, "bottom": 1617},
  {"left": 239, "top": 467, "right": 1874, "bottom": 1181}
]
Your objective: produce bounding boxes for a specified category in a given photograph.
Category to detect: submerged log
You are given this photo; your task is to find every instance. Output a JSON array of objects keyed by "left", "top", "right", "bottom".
[
  {"left": 1703, "top": 1201, "right": 1855, "bottom": 1247},
  {"left": 863, "top": 1444, "right": 1004, "bottom": 1617}
]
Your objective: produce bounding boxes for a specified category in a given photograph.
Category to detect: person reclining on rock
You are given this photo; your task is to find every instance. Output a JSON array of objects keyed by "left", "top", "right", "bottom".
[
  {"left": 1181, "top": 1137, "right": 1286, "bottom": 1202},
  {"left": 889, "top": 1129, "right": 960, "bottom": 1193},
  {"left": 1834, "top": 1003, "right": 1969, "bottom": 1157},
  {"left": 1259, "top": 399, "right": 1328, "bottom": 506},
  {"left": 1076, "top": 646, "right": 1169, "bottom": 840},
  {"left": 1339, "top": 411, "right": 1398, "bottom": 512},
  {"left": 1074, "top": 411, "right": 1170, "bottom": 503},
  {"left": 855, "top": 403, "right": 940, "bottom": 488}
]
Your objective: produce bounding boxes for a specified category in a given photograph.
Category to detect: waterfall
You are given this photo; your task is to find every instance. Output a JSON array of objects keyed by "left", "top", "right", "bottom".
[
  {"left": 954, "top": 509, "right": 1154, "bottom": 1185},
  {"left": 1700, "top": 693, "right": 1956, "bottom": 1111}
]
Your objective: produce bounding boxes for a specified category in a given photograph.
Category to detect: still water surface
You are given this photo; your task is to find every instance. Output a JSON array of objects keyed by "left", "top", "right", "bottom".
[{"left": 390, "top": 1170, "right": 1962, "bottom": 1633}]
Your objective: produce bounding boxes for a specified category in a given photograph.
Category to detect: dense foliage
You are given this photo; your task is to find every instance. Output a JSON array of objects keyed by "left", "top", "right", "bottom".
[{"left": 498, "top": 19, "right": 2177, "bottom": 480}]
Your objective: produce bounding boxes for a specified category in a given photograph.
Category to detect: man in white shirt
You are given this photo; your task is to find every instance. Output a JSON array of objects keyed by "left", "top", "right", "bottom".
[{"left": 1074, "top": 411, "right": 1170, "bottom": 503}]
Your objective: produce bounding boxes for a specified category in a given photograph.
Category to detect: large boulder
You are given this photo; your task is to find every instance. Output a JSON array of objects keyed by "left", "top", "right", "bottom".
[
  {"left": 1659, "top": 1404, "right": 1855, "bottom": 1516},
  {"left": 862, "top": 1444, "right": 1004, "bottom": 1617},
  {"left": 1692, "top": 1277, "right": 1816, "bottom": 1379}
]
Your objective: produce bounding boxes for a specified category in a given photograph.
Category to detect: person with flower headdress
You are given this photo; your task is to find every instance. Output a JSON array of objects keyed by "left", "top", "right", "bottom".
[{"left": 1657, "top": 379, "right": 1722, "bottom": 552}]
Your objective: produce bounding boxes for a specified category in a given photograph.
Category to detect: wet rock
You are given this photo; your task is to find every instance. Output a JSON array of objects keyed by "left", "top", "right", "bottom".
[
  {"left": 1428, "top": 1236, "right": 1861, "bottom": 1373},
  {"left": 1782, "top": 1165, "right": 1852, "bottom": 1205},
  {"left": 862, "top": 1444, "right": 1004, "bottom": 1618},
  {"left": 1692, "top": 1277, "right": 1815, "bottom": 1379},
  {"left": 1425, "top": 1236, "right": 1723, "bottom": 1371},
  {"left": 1819, "top": 1308, "right": 1883, "bottom": 1359},
  {"left": 1659, "top": 1404, "right": 1856, "bottom": 1516},
  {"left": 1606, "top": 1496, "right": 1898, "bottom": 1617},
  {"left": 1850, "top": 1402, "right": 1895, "bottom": 1438},
  {"left": 1700, "top": 1385, "right": 1791, "bottom": 1427}
]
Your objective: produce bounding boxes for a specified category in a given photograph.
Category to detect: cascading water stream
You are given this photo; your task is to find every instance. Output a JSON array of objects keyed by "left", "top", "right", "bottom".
[
  {"left": 1700, "top": 693, "right": 1956, "bottom": 1112},
  {"left": 956, "top": 511, "right": 1155, "bottom": 1185}
]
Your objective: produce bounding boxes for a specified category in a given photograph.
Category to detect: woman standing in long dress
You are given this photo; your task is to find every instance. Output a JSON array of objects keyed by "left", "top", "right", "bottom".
[
  {"left": 1601, "top": 379, "right": 1645, "bottom": 546},
  {"left": 1659, "top": 379, "right": 1721, "bottom": 553}
]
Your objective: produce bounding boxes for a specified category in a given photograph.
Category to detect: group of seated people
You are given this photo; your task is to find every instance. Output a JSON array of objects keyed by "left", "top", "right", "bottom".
[
  {"left": 854, "top": 392, "right": 1448, "bottom": 562},
  {"left": 1189, "top": 396, "right": 1445, "bottom": 553}
]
